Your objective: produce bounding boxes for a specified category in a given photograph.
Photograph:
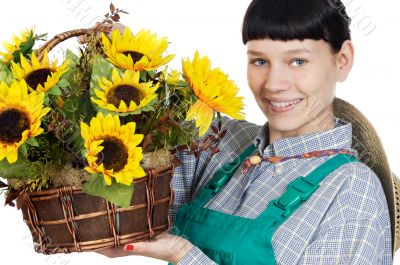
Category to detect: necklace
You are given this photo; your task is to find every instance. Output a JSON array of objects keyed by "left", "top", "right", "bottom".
[{"left": 242, "top": 148, "right": 356, "bottom": 173}]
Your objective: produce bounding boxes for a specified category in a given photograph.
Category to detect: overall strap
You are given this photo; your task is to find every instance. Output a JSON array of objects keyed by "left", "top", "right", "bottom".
[
  {"left": 192, "top": 144, "right": 257, "bottom": 207},
  {"left": 257, "top": 154, "right": 358, "bottom": 221}
]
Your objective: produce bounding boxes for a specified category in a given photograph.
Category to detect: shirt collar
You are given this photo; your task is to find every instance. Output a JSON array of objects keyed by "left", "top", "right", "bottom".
[{"left": 253, "top": 117, "right": 356, "bottom": 157}]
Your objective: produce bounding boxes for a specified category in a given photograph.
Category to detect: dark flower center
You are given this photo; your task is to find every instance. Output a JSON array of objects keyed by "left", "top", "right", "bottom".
[
  {"left": 25, "top": 68, "right": 53, "bottom": 90},
  {"left": 106, "top": 85, "right": 143, "bottom": 108},
  {"left": 98, "top": 137, "right": 128, "bottom": 172},
  {"left": 122, "top": 51, "right": 144, "bottom": 63},
  {"left": 0, "top": 108, "right": 30, "bottom": 144}
]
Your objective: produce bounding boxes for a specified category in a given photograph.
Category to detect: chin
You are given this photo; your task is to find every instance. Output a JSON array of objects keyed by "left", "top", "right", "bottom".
[
  {"left": 266, "top": 115, "right": 306, "bottom": 135},
  {"left": 270, "top": 123, "right": 304, "bottom": 135}
]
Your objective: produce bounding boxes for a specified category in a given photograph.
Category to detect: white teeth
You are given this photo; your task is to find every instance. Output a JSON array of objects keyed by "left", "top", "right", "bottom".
[{"left": 269, "top": 98, "right": 302, "bottom": 108}]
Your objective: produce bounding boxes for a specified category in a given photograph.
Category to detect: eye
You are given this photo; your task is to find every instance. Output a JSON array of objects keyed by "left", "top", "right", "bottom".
[
  {"left": 250, "top": 58, "right": 268, "bottom": 67},
  {"left": 290, "top": 59, "right": 307, "bottom": 67}
]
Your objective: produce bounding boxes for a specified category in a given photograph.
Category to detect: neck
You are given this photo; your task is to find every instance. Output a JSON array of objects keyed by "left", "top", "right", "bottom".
[{"left": 268, "top": 109, "right": 335, "bottom": 145}]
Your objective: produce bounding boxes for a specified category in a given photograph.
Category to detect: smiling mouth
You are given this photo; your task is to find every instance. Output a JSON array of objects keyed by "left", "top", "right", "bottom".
[{"left": 268, "top": 98, "right": 303, "bottom": 108}]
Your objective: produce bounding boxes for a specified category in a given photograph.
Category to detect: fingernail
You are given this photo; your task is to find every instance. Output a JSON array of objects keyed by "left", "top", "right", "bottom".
[{"left": 124, "top": 244, "right": 135, "bottom": 251}]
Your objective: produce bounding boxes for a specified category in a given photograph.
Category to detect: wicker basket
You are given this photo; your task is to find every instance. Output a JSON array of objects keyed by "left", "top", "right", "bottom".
[
  {"left": 16, "top": 164, "right": 176, "bottom": 254},
  {"left": 5, "top": 25, "right": 183, "bottom": 254}
]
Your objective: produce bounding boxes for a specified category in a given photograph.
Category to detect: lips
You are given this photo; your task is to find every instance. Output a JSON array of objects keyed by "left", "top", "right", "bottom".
[{"left": 267, "top": 98, "right": 304, "bottom": 113}]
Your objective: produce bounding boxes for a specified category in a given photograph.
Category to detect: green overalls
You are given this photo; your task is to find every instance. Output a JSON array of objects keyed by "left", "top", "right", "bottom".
[{"left": 170, "top": 144, "right": 358, "bottom": 265}]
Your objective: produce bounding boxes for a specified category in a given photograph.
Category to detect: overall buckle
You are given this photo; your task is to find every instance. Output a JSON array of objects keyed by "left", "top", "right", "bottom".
[
  {"left": 274, "top": 176, "right": 319, "bottom": 217},
  {"left": 207, "top": 172, "right": 229, "bottom": 193},
  {"left": 207, "top": 161, "right": 241, "bottom": 193}
]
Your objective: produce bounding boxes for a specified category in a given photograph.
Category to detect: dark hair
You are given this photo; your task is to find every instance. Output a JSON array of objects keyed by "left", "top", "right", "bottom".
[{"left": 242, "top": 0, "right": 351, "bottom": 53}]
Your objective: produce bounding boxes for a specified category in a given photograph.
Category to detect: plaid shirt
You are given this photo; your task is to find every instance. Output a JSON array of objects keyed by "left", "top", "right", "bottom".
[{"left": 169, "top": 116, "right": 392, "bottom": 265}]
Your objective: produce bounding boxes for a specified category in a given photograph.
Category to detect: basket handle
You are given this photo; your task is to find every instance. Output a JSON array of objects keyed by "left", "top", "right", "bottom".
[{"left": 36, "top": 26, "right": 109, "bottom": 60}]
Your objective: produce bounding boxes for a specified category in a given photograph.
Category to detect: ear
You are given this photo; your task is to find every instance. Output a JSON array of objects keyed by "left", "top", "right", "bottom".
[{"left": 335, "top": 40, "right": 355, "bottom": 82}]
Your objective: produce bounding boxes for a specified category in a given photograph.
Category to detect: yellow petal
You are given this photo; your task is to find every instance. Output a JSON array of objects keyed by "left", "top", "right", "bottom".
[
  {"left": 0, "top": 145, "right": 6, "bottom": 161},
  {"left": 84, "top": 166, "right": 97, "bottom": 174},
  {"left": 80, "top": 122, "right": 90, "bottom": 140},
  {"left": 131, "top": 166, "right": 146, "bottom": 179},
  {"left": 6, "top": 147, "right": 19, "bottom": 164},
  {"left": 103, "top": 174, "right": 113, "bottom": 186}
]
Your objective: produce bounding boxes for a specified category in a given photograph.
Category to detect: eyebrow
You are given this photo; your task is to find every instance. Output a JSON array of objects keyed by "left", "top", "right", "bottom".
[{"left": 247, "top": 48, "right": 313, "bottom": 56}]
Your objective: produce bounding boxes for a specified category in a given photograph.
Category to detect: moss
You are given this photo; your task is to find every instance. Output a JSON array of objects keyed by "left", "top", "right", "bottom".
[
  {"left": 7, "top": 178, "right": 29, "bottom": 190},
  {"left": 6, "top": 164, "right": 91, "bottom": 191},
  {"left": 141, "top": 148, "right": 173, "bottom": 169},
  {"left": 48, "top": 164, "right": 91, "bottom": 188},
  {"left": 7, "top": 149, "right": 173, "bottom": 191},
  {"left": 7, "top": 175, "right": 49, "bottom": 192}
]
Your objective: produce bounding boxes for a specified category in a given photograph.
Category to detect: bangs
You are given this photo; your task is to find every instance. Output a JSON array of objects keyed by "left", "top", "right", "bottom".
[{"left": 242, "top": 0, "right": 351, "bottom": 52}]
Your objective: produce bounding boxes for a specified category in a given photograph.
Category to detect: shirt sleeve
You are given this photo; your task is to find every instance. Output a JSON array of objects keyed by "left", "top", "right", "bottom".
[
  {"left": 168, "top": 117, "right": 232, "bottom": 225},
  {"left": 297, "top": 162, "right": 392, "bottom": 265},
  {"left": 168, "top": 127, "right": 219, "bottom": 225},
  {"left": 177, "top": 246, "right": 218, "bottom": 265},
  {"left": 297, "top": 219, "right": 388, "bottom": 265}
]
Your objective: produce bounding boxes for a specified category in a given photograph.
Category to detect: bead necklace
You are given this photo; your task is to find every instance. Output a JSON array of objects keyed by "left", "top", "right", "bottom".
[{"left": 242, "top": 149, "right": 356, "bottom": 173}]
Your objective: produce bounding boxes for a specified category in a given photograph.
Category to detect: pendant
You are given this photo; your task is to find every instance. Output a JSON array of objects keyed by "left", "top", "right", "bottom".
[{"left": 249, "top": 155, "right": 262, "bottom": 165}]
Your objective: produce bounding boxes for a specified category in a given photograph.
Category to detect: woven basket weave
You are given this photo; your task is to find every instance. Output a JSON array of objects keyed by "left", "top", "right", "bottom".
[{"left": 16, "top": 164, "right": 175, "bottom": 254}]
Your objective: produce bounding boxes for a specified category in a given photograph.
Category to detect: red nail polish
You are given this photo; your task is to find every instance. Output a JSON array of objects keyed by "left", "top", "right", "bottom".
[{"left": 125, "top": 244, "right": 135, "bottom": 251}]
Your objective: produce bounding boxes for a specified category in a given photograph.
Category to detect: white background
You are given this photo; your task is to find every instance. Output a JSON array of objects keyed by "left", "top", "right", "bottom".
[{"left": 0, "top": 0, "right": 399, "bottom": 264}]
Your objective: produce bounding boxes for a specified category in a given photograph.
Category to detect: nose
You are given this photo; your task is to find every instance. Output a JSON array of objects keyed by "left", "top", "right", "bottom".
[{"left": 264, "top": 64, "right": 290, "bottom": 93}]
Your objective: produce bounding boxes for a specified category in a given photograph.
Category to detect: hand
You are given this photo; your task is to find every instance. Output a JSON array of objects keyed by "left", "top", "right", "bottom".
[{"left": 95, "top": 233, "right": 194, "bottom": 265}]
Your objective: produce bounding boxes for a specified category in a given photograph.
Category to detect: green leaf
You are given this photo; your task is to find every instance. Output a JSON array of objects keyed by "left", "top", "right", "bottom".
[
  {"left": 19, "top": 143, "right": 28, "bottom": 158},
  {"left": 97, "top": 107, "right": 115, "bottom": 116},
  {"left": 0, "top": 158, "right": 43, "bottom": 179},
  {"left": 67, "top": 134, "right": 85, "bottom": 159},
  {"left": 140, "top": 71, "right": 147, "bottom": 82},
  {"left": 57, "top": 78, "right": 70, "bottom": 88},
  {"left": 43, "top": 94, "right": 50, "bottom": 106},
  {"left": 48, "top": 86, "right": 62, "bottom": 96},
  {"left": 117, "top": 98, "right": 159, "bottom": 116},
  {"left": 177, "top": 81, "right": 188, "bottom": 87},
  {"left": 19, "top": 39, "right": 35, "bottom": 54},
  {"left": 80, "top": 149, "right": 87, "bottom": 158},
  {"left": 90, "top": 56, "right": 116, "bottom": 98},
  {"left": 77, "top": 94, "right": 96, "bottom": 123},
  {"left": 83, "top": 174, "right": 134, "bottom": 208},
  {"left": 142, "top": 99, "right": 158, "bottom": 112},
  {"left": 61, "top": 50, "right": 79, "bottom": 82},
  {"left": 66, "top": 49, "right": 80, "bottom": 66},
  {"left": 35, "top": 33, "right": 48, "bottom": 41},
  {"left": 12, "top": 33, "right": 35, "bottom": 64},
  {"left": 148, "top": 70, "right": 156, "bottom": 78},
  {"left": 61, "top": 88, "right": 96, "bottom": 122},
  {"left": 25, "top": 137, "right": 39, "bottom": 147},
  {"left": 0, "top": 62, "right": 13, "bottom": 84},
  {"left": 96, "top": 107, "right": 130, "bottom": 117},
  {"left": 61, "top": 97, "right": 79, "bottom": 120},
  {"left": 140, "top": 98, "right": 158, "bottom": 112}
]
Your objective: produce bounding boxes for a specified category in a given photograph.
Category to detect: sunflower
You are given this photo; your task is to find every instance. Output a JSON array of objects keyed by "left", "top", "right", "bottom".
[
  {"left": 101, "top": 27, "right": 175, "bottom": 71},
  {"left": 0, "top": 28, "right": 33, "bottom": 64},
  {"left": 182, "top": 51, "right": 245, "bottom": 136},
  {"left": 161, "top": 68, "right": 183, "bottom": 86},
  {"left": 0, "top": 81, "right": 50, "bottom": 163},
  {"left": 92, "top": 68, "right": 159, "bottom": 113},
  {"left": 11, "top": 50, "right": 68, "bottom": 93},
  {"left": 80, "top": 112, "right": 145, "bottom": 186}
]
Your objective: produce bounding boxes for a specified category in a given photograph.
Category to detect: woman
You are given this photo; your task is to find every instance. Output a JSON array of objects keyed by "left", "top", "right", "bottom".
[{"left": 98, "top": 0, "right": 392, "bottom": 264}]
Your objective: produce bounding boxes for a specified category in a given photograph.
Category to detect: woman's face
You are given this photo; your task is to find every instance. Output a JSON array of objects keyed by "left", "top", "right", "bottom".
[{"left": 246, "top": 39, "right": 350, "bottom": 140}]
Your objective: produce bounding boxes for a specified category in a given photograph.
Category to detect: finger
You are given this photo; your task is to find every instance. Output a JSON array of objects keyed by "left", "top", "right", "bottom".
[
  {"left": 123, "top": 234, "right": 193, "bottom": 261},
  {"left": 123, "top": 238, "right": 175, "bottom": 260},
  {"left": 95, "top": 246, "right": 131, "bottom": 258},
  {"left": 124, "top": 241, "right": 157, "bottom": 256},
  {"left": 150, "top": 232, "right": 172, "bottom": 241}
]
